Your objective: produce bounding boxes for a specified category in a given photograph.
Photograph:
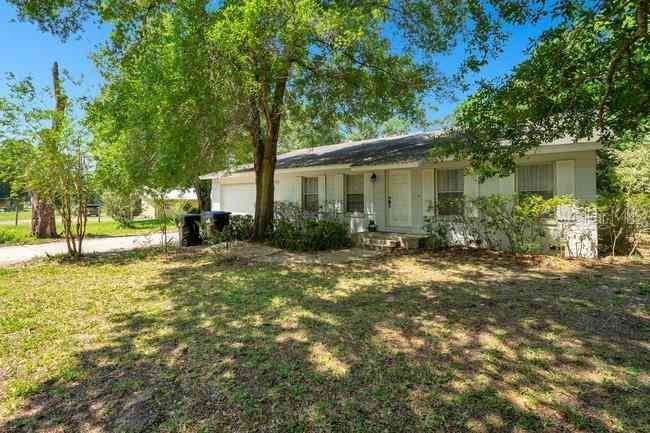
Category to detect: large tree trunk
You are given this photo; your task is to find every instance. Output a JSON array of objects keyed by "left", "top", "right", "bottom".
[
  {"left": 29, "top": 61, "right": 64, "bottom": 240},
  {"left": 253, "top": 140, "right": 277, "bottom": 239},
  {"left": 251, "top": 67, "right": 290, "bottom": 240},
  {"left": 193, "top": 179, "right": 211, "bottom": 211},
  {"left": 31, "top": 192, "right": 57, "bottom": 238}
]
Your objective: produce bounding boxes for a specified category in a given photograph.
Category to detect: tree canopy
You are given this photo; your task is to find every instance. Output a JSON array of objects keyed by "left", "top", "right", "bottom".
[
  {"left": 611, "top": 130, "right": 650, "bottom": 194},
  {"left": 88, "top": 5, "right": 246, "bottom": 199},
  {"left": 442, "top": 0, "right": 649, "bottom": 177}
]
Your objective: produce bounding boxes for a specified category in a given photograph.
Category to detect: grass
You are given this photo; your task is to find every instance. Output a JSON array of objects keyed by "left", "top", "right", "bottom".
[
  {"left": 0, "top": 218, "right": 170, "bottom": 246},
  {"left": 0, "top": 247, "right": 649, "bottom": 432},
  {"left": 0, "top": 211, "right": 31, "bottom": 222}
]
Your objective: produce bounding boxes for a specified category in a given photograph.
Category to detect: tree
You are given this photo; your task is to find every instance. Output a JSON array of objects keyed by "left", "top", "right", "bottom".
[
  {"left": 0, "top": 139, "right": 32, "bottom": 225},
  {"left": 277, "top": 114, "right": 426, "bottom": 153},
  {"left": 39, "top": 117, "right": 92, "bottom": 257},
  {"left": 611, "top": 132, "right": 650, "bottom": 195},
  {"left": 0, "top": 64, "right": 94, "bottom": 254},
  {"left": 37, "top": 63, "right": 93, "bottom": 256},
  {"left": 10, "top": 0, "right": 551, "bottom": 238},
  {"left": 88, "top": 6, "right": 247, "bottom": 215},
  {"left": 0, "top": 71, "right": 58, "bottom": 238},
  {"left": 442, "top": 0, "right": 649, "bottom": 177}
]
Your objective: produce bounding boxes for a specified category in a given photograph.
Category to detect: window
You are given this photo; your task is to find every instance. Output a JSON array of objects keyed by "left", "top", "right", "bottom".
[
  {"left": 517, "top": 164, "right": 554, "bottom": 199},
  {"left": 302, "top": 177, "right": 319, "bottom": 212},
  {"left": 346, "top": 174, "right": 364, "bottom": 213},
  {"left": 436, "top": 169, "right": 464, "bottom": 216}
]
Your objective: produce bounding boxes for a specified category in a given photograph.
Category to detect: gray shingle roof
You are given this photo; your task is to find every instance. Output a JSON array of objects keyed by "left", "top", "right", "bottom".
[
  {"left": 200, "top": 131, "right": 599, "bottom": 179},
  {"left": 273, "top": 132, "right": 441, "bottom": 169}
]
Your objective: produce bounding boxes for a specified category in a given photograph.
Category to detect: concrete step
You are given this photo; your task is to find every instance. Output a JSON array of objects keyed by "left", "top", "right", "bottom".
[{"left": 351, "top": 232, "right": 427, "bottom": 250}]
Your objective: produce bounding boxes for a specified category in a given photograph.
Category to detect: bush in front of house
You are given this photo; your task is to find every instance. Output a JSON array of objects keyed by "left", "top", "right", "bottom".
[
  {"left": 200, "top": 202, "right": 349, "bottom": 252},
  {"left": 270, "top": 218, "right": 350, "bottom": 251},
  {"left": 269, "top": 201, "right": 351, "bottom": 251},
  {"left": 228, "top": 214, "right": 255, "bottom": 240},
  {"left": 472, "top": 194, "right": 571, "bottom": 254},
  {"left": 424, "top": 194, "right": 573, "bottom": 254}
]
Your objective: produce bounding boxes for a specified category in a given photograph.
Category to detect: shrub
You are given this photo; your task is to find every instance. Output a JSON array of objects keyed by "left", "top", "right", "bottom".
[
  {"left": 274, "top": 201, "right": 305, "bottom": 225},
  {"left": 0, "top": 227, "right": 21, "bottom": 244},
  {"left": 228, "top": 215, "right": 255, "bottom": 240},
  {"left": 424, "top": 194, "right": 572, "bottom": 254},
  {"left": 200, "top": 223, "right": 239, "bottom": 263},
  {"left": 270, "top": 201, "right": 350, "bottom": 251},
  {"left": 472, "top": 194, "right": 570, "bottom": 254},
  {"left": 423, "top": 216, "right": 452, "bottom": 250},
  {"left": 597, "top": 193, "right": 650, "bottom": 256},
  {"left": 270, "top": 218, "right": 350, "bottom": 251},
  {"left": 101, "top": 191, "right": 142, "bottom": 227}
]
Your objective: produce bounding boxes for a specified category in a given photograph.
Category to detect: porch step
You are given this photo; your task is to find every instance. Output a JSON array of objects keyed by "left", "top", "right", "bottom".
[{"left": 351, "top": 232, "right": 427, "bottom": 250}]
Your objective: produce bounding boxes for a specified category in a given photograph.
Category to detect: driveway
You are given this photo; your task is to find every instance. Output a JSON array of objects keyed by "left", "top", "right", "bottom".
[{"left": 0, "top": 232, "right": 178, "bottom": 266}]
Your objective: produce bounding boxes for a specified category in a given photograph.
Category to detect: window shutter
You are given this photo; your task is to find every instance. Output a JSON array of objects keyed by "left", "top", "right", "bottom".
[
  {"left": 422, "top": 169, "right": 434, "bottom": 217},
  {"left": 556, "top": 160, "right": 575, "bottom": 197},
  {"left": 318, "top": 175, "right": 327, "bottom": 208},
  {"left": 363, "top": 173, "right": 374, "bottom": 215},
  {"left": 334, "top": 174, "right": 344, "bottom": 213},
  {"left": 295, "top": 176, "right": 302, "bottom": 207}
]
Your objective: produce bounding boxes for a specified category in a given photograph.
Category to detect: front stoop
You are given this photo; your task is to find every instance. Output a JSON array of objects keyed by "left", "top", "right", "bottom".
[{"left": 351, "top": 231, "right": 427, "bottom": 250}]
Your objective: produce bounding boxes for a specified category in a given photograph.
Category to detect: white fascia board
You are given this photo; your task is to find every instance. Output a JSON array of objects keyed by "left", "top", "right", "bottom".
[
  {"left": 275, "top": 164, "right": 351, "bottom": 174},
  {"left": 349, "top": 161, "right": 421, "bottom": 172},
  {"left": 526, "top": 142, "right": 602, "bottom": 155},
  {"left": 216, "top": 164, "right": 353, "bottom": 180},
  {"left": 219, "top": 172, "right": 256, "bottom": 184}
]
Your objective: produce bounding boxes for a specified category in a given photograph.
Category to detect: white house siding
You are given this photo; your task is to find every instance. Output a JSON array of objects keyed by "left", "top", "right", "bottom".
[{"left": 276, "top": 173, "right": 297, "bottom": 203}]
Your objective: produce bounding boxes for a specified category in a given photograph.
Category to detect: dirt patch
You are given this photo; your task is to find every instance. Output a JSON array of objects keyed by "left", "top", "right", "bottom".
[{"left": 198, "top": 241, "right": 387, "bottom": 267}]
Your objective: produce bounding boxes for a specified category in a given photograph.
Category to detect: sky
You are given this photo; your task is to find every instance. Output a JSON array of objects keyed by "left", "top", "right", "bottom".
[{"left": 0, "top": 0, "right": 553, "bottom": 124}]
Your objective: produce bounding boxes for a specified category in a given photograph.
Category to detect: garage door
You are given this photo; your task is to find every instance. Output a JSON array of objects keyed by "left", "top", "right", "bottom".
[{"left": 222, "top": 183, "right": 256, "bottom": 215}]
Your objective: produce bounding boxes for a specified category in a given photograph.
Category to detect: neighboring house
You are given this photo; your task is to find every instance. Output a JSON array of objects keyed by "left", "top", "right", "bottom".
[
  {"left": 201, "top": 132, "right": 600, "bottom": 237},
  {"left": 142, "top": 189, "right": 199, "bottom": 219}
]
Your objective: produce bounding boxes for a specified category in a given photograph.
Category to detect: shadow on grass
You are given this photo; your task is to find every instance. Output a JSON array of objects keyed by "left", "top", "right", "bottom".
[{"left": 3, "top": 249, "right": 650, "bottom": 432}]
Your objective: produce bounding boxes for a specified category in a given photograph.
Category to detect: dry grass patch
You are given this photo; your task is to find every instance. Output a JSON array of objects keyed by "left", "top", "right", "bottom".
[{"left": 0, "top": 247, "right": 649, "bottom": 432}]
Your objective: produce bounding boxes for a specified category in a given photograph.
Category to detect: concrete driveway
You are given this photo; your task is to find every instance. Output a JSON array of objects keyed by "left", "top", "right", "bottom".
[{"left": 0, "top": 232, "right": 178, "bottom": 266}]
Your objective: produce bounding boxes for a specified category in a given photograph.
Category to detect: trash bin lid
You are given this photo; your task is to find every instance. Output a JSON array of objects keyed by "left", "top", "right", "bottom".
[
  {"left": 177, "top": 213, "right": 202, "bottom": 222},
  {"left": 202, "top": 211, "right": 232, "bottom": 216}
]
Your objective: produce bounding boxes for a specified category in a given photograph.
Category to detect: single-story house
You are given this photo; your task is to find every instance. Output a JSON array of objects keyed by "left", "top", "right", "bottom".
[
  {"left": 200, "top": 132, "right": 600, "bottom": 237},
  {"left": 142, "top": 189, "right": 199, "bottom": 219}
]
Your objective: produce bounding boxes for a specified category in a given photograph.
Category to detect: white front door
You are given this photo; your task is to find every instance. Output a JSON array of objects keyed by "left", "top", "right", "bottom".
[{"left": 388, "top": 170, "right": 412, "bottom": 227}]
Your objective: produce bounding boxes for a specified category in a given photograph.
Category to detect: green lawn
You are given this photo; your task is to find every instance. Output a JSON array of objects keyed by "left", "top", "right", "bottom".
[
  {"left": 0, "top": 218, "right": 170, "bottom": 245},
  {"left": 0, "top": 210, "right": 31, "bottom": 222},
  {"left": 1, "top": 248, "right": 649, "bottom": 432}
]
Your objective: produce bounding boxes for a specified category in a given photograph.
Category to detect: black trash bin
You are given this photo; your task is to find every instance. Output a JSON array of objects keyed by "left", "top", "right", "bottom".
[
  {"left": 176, "top": 213, "right": 202, "bottom": 247},
  {"left": 202, "top": 211, "right": 231, "bottom": 235}
]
